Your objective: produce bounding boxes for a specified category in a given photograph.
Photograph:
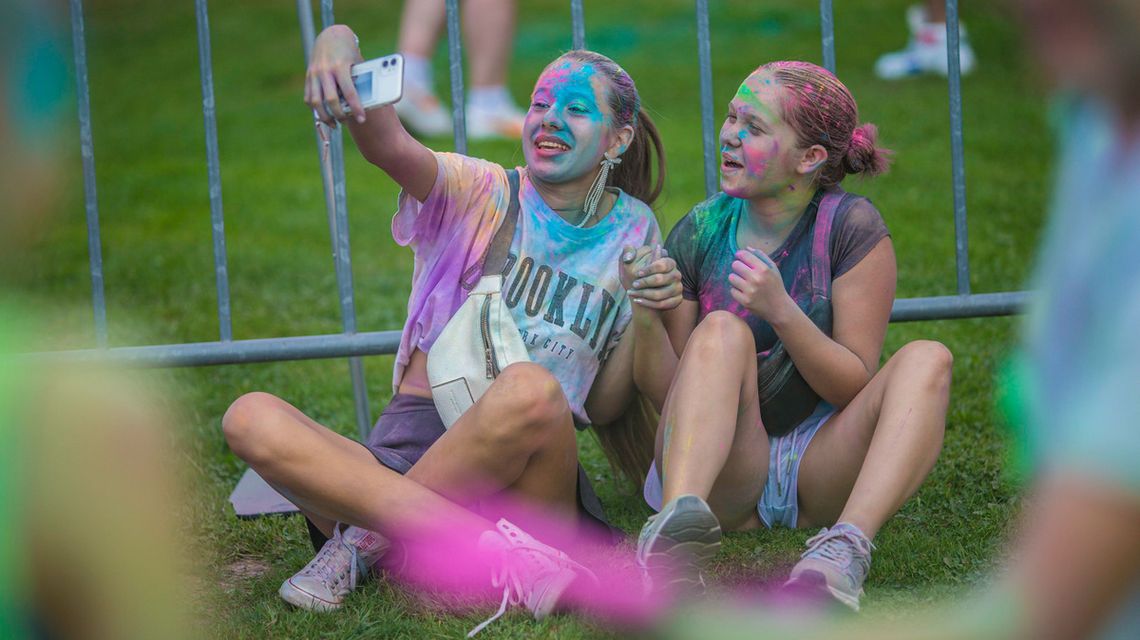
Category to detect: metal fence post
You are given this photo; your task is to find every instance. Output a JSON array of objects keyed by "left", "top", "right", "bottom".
[
  {"left": 695, "top": 0, "right": 717, "bottom": 198},
  {"left": 946, "top": 0, "right": 971, "bottom": 295},
  {"left": 298, "top": 0, "right": 372, "bottom": 439},
  {"left": 820, "top": 0, "right": 836, "bottom": 73},
  {"left": 195, "top": 0, "right": 233, "bottom": 342},
  {"left": 571, "top": 0, "right": 586, "bottom": 50},
  {"left": 446, "top": 0, "right": 467, "bottom": 155},
  {"left": 69, "top": 0, "right": 108, "bottom": 347}
]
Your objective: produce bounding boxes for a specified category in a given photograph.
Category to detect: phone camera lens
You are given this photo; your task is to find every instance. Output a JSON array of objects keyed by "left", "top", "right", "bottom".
[{"left": 382, "top": 60, "right": 389, "bottom": 67}]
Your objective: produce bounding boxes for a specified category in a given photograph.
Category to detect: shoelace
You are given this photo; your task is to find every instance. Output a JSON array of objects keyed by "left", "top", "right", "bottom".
[
  {"left": 303, "top": 526, "right": 360, "bottom": 594},
  {"left": 801, "top": 526, "right": 875, "bottom": 568},
  {"left": 467, "top": 550, "right": 527, "bottom": 637}
]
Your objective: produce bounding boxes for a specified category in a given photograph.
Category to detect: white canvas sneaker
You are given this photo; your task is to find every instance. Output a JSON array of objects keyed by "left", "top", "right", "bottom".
[
  {"left": 467, "top": 519, "right": 597, "bottom": 637},
  {"left": 278, "top": 526, "right": 390, "bottom": 612}
]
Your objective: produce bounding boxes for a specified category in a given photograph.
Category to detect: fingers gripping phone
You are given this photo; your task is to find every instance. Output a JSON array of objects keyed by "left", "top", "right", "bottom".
[{"left": 341, "top": 54, "right": 404, "bottom": 114}]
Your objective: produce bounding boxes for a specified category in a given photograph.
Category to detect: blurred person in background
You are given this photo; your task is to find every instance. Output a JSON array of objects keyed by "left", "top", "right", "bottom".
[
  {"left": 875, "top": 1, "right": 977, "bottom": 80},
  {"left": 2, "top": 1, "right": 191, "bottom": 638},
  {"left": 393, "top": 0, "right": 527, "bottom": 139},
  {"left": 664, "top": 0, "right": 1140, "bottom": 638}
]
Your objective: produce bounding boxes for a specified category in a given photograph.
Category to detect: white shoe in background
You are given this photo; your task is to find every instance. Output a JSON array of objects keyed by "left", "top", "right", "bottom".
[
  {"left": 466, "top": 86, "right": 525, "bottom": 140},
  {"left": 875, "top": 4, "right": 977, "bottom": 80},
  {"left": 394, "top": 78, "right": 453, "bottom": 138}
]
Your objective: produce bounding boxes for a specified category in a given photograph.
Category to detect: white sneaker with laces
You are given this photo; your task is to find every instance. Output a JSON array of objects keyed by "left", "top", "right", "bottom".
[
  {"left": 874, "top": 4, "right": 977, "bottom": 80},
  {"left": 636, "top": 494, "right": 722, "bottom": 597},
  {"left": 278, "top": 525, "right": 390, "bottom": 612},
  {"left": 467, "top": 519, "right": 597, "bottom": 637},
  {"left": 784, "top": 522, "right": 875, "bottom": 611},
  {"left": 393, "top": 79, "right": 453, "bottom": 138}
]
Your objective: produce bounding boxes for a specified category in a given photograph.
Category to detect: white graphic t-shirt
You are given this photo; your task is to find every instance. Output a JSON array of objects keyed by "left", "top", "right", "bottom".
[{"left": 392, "top": 152, "right": 661, "bottom": 424}]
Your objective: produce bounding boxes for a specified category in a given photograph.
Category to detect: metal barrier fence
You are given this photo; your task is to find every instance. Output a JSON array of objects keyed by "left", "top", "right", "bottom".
[{"left": 54, "top": 0, "right": 1030, "bottom": 439}]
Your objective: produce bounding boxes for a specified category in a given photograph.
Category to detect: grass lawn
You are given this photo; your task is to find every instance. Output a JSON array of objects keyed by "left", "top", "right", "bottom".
[{"left": 16, "top": 0, "right": 1053, "bottom": 637}]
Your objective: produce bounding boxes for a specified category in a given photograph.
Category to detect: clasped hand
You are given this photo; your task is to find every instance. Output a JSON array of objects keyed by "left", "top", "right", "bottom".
[
  {"left": 728, "top": 247, "right": 792, "bottom": 322},
  {"left": 620, "top": 244, "right": 683, "bottom": 311}
]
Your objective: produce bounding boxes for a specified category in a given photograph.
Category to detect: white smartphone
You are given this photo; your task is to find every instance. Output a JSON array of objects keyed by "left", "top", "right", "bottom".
[{"left": 341, "top": 54, "right": 403, "bottom": 114}]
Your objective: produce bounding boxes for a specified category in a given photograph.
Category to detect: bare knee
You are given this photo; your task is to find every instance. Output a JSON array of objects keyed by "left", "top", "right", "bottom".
[
  {"left": 480, "top": 362, "right": 571, "bottom": 442},
  {"left": 892, "top": 340, "right": 954, "bottom": 400},
  {"left": 899, "top": 340, "right": 952, "bottom": 383},
  {"left": 221, "top": 391, "right": 288, "bottom": 463},
  {"left": 685, "top": 310, "right": 755, "bottom": 361}
]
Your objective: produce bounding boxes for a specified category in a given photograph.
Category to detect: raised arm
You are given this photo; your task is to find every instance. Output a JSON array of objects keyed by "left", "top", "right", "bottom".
[{"left": 304, "top": 24, "right": 437, "bottom": 201}]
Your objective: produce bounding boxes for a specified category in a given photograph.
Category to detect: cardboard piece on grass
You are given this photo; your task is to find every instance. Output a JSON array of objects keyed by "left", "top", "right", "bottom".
[{"left": 229, "top": 467, "right": 298, "bottom": 518}]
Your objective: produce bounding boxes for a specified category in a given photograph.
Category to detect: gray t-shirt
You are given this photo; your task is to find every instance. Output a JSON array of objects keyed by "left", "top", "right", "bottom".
[{"left": 665, "top": 189, "right": 890, "bottom": 354}]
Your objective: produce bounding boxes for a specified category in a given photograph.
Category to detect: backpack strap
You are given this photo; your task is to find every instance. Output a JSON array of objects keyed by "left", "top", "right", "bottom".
[
  {"left": 809, "top": 188, "right": 845, "bottom": 299},
  {"left": 461, "top": 168, "right": 521, "bottom": 290}
]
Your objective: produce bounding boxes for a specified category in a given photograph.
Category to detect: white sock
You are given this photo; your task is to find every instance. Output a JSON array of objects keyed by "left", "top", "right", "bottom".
[
  {"left": 467, "top": 85, "right": 516, "bottom": 111},
  {"left": 400, "top": 53, "right": 434, "bottom": 92}
]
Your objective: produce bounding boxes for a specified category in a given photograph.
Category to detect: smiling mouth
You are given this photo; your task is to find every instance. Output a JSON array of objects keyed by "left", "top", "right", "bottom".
[
  {"left": 722, "top": 155, "right": 743, "bottom": 169},
  {"left": 535, "top": 139, "right": 571, "bottom": 151}
]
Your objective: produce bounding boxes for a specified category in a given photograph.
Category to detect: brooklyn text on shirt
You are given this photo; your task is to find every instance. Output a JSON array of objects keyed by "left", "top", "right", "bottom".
[{"left": 499, "top": 252, "right": 621, "bottom": 360}]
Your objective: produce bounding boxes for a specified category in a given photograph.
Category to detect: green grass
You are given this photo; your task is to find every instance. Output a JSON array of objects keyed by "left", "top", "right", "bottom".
[{"left": 16, "top": 0, "right": 1051, "bottom": 637}]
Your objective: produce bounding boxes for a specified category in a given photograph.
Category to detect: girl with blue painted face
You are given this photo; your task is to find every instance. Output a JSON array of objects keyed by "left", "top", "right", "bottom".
[
  {"left": 222, "top": 27, "right": 678, "bottom": 629},
  {"left": 634, "top": 61, "right": 953, "bottom": 610}
]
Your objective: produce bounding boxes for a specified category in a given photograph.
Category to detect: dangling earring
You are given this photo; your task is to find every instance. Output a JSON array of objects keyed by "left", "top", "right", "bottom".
[{"left": 578, "top": 154, "right": 622, "bottom": 228}]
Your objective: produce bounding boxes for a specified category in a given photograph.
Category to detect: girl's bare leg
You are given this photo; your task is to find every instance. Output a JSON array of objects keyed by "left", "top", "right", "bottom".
[
  {"left": 396, "top": 0, "right": 445, "bottom": 59},
  {"left": 222, "top": 393, "right": 489, "bottom": 541},
  {"left": 405, "top": 362, "right": 581, "bottom": 527},
  {"left": 656, "top": 311, "right": 769, "bottom": 530},
  {"left": 796, "top": 340, "right": 952, "bottom": 537},
  {"left": 223, "top": 360, "right": 580, "bottom": 537}
]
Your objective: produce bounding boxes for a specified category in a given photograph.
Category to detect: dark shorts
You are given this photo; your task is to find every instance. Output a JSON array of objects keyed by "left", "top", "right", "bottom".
[{"left": 308, "top": 393, "right": 613, "bottom": 550}]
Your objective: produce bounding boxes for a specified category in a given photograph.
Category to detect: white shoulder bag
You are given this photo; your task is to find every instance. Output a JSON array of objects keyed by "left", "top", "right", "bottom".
[{"left": 426, "top": 169, "right": 531, "bottom": 428}]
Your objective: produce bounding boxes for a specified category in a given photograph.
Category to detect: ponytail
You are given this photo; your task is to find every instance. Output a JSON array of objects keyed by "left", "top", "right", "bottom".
[{"left": 610, "top": 108, "right": 667, "bottom": 208}]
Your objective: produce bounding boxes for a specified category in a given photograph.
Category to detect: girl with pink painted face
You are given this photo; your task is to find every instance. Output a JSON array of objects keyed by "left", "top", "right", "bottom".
[
  {"left": 221, "top": 26, "right": 680, "bottom": 628},
  {"left": 635, "top": 61, "right": 952, "bottom": 609}
]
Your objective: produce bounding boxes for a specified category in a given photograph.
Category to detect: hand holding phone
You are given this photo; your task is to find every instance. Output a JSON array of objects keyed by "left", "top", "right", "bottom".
[
  {"left": 305, "top": 29, "right": 404, "bottom": 125},
  {"left": 340, "top": 54, "right": 404, "bottom": 115}
]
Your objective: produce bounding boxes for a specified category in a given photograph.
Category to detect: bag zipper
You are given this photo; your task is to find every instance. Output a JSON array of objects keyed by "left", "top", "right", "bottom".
[{"left": 480, "top": 295, "right": 499, "bottom": 378}]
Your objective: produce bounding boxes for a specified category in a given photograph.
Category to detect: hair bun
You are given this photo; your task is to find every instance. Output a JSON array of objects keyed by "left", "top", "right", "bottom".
[{"left": 843, "top": 123, "right": 891, "bottom": 178}]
